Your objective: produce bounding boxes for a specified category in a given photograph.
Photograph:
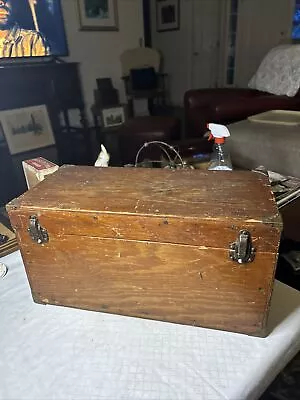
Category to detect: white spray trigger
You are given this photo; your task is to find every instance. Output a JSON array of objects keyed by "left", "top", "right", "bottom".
[{"left": 207, "top": 123, "right": 230, "bottom": 138}]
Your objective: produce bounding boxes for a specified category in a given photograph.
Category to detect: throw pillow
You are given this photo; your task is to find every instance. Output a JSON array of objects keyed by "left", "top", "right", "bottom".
[{"left": 248, "top": 45, "right": 300, "bottom": 97}]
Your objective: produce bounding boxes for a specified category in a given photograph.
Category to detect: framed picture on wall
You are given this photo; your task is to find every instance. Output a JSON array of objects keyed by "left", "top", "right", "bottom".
[
  {"left": 78, "top": 0, "right": 119, "bottom": 31},
  {"left": 156, "top": 0, "right": 180, "bottom": 32},
  {"left": 0, "top": 105, "right": 55, "bottom": 155}
]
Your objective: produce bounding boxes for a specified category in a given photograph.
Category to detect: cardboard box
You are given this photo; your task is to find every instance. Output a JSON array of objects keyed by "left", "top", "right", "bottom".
[{"left": 22, "top": 157, "right": 59, "bottom": 189}]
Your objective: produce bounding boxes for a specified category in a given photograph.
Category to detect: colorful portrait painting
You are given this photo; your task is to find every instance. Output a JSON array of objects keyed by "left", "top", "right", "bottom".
[{"left": 0, "top": 0, "right": 68, "bottom": 58}]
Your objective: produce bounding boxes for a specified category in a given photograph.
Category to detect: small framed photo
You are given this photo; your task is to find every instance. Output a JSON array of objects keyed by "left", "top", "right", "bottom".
[
  {"left": 156, "top": 0, "right": 180, "bottom": 32},
  {"left": 101, "top": 106, "right": 126, "bottom": 128},
  {"left": 78, "top": 0, "right": 119, "bottom": 31},
  {"left": 0, "top": 105, "right": 55, "bottom": 155}
]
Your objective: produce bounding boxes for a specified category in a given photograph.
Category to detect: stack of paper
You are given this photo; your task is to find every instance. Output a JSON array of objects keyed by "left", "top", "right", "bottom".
[
  {"left": 253, "top": 167, "right": 300, "bottom": 209},
  {"left": 0, "top": 211, "right": 18, "bottom": 257}
]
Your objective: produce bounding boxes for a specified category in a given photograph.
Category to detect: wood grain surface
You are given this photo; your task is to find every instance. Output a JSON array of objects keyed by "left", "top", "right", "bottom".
[
  {"left": 17, "top": 233, "right": 276, "bottom": 336},
  {"left": 10, "top": 210, "right": 281, "bottom": 252},
  {"left": 8, "top": 166, "right": 281, "bottom": 223}
]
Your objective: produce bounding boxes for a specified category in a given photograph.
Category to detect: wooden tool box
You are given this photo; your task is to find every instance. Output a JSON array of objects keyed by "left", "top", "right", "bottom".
[{"left": 7, "top": 166, "right": 282, "bottom": 336}]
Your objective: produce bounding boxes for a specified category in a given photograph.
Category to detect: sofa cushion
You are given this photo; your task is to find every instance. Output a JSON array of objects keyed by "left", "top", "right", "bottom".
[
  {"left": 228, "top": 119, "right": 300, "bottom": 178},
  {"left": 184, "top": 88, "right": 261, "bottom": 109},
  {"left": 248, "top": 45, "right": 300, "bottom": 97}
]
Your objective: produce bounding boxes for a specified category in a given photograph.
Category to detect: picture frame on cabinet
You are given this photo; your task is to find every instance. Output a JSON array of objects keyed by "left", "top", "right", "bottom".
[{"left": 101, "top": 105, "right": 126, "bottom": 128}]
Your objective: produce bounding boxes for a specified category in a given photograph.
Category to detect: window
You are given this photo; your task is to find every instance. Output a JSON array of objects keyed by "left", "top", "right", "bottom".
[
  {"left": 292, "top": 0, "right": 300, "bottom": 39},
  {"left": 226, "top": 0, "right": 239, "bottom": 85}
]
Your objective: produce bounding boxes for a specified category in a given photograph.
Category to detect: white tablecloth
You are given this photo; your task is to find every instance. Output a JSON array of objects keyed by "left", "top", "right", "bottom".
[{"left": 1, "top": 251, "right": 300, "bottom": 400}]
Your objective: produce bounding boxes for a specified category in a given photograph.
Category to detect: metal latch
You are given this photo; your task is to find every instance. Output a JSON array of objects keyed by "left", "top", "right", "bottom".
[
  {"left": 28, "top": 215, "right": 49, "bottom": 244},
  {"left": 229, "top": 230, "right": 255, "bottom": 264}
]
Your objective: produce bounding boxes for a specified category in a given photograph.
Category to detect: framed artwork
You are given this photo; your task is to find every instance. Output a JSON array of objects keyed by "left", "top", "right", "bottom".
[
  {"left": 78, "top": 0, "right": 119, "bottom": 31},
  {"left": 0, "top": 105, "right": 55, "bottom": 155},
  {"left": 156, "top": 0, "right": 180, "bottom": 32},
  {"left": 101, "top": 106, "right": 126, "bottom": 128}
]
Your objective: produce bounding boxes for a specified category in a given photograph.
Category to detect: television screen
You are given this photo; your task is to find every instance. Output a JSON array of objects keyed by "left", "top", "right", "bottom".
[{"left": 0, "top": 0, "right": 68, "bottom": 59}]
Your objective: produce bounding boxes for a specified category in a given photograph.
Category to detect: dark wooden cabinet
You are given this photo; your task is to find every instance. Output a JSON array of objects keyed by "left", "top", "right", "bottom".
[
  {"left": 0, "top": 143, "right": 58, "bottom": 206},
  {"left": 0, "top": 61, "right": 86, "bottom": 132},
  {"left": 0, "top": 62, "right": 89, "bottom": 206},
  {"left": 52, "top": 64, "right": 85, "bottom": 111},
  {"left": 0, "top": 62, "right": 84, "bottom": 107}
]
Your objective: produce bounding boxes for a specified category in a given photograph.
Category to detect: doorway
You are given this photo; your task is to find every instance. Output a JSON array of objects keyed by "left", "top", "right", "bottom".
[
  {"left": 191, "top": 0, "right": 222, "bottom": 89},
  {"left": 143, "top": 0, "right": 152, "bottom": 47}
]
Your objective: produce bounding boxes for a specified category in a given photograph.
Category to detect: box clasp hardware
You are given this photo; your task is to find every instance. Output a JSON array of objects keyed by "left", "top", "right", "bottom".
[
  {"left": 28, "top": 215, "right": 49, "bottom": 245},
  {"left": 229, "top": 230, "right": 255, "bottom": 264}
]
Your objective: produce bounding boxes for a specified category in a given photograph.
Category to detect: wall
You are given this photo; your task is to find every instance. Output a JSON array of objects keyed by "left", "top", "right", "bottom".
[
  {"left": 234, "top": 0, "right": 294, "bottom": 87},
  {"left": 152, "top": 0, "right": 295, "bottom": 104},
  {"left": 151, "top": 0, "right": 193, "bottom": 106},
  {"left": 61, "top": 0, "right": 144, "bottom": 118}
]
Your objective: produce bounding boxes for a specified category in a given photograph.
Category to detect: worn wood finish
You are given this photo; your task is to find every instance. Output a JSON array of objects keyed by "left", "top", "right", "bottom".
[
  {"left": 11, "top": 210, "right": 280, "bottom": 252},
  {"left": 7, "top": 166, "right": 282, "bottom": 336},
  {"left": 17, "top": 234, "right": 276, "bottom": 335},
  {"left": 10, "top": 166, "right": 280, "bottom": 222}
]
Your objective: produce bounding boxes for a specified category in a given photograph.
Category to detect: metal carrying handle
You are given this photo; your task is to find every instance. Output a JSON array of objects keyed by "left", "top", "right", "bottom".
[{"left": 134, "top": 141, "right": 185, "bottom": 168}]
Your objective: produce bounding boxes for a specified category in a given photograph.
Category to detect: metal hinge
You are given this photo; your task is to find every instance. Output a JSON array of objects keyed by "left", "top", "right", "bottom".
[
  {"left": 28, "top": 215, "right": 49, "bottom": 245},
  {"left": 229, "top": 230, "right": 255, "bottom": 264}
]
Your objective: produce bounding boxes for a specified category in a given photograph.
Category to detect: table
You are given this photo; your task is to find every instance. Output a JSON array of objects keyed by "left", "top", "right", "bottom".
[
  {"left": 280, "top": 196, "right": 300, "bottom": 242},
  {"left": 1, "top": 251, "right": 300, "bottom": 400}
]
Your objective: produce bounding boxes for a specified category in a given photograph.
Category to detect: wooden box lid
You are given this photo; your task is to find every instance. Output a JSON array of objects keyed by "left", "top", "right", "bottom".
[
  {"left": 7, "top": 166, "right": 279, "bottom": 221},
  {"left": 7, "top": 166, "right": 282, "bottom": 251}
]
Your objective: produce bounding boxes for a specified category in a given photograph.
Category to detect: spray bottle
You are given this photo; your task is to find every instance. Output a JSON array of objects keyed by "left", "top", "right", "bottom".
[{"left": 207, "top": 123, "right": 233, "bottom": 171}]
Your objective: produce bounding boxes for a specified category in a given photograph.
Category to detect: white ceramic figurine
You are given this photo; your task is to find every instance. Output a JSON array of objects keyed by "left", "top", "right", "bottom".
[{"left": 94, "top": 144, "right": 110, "bottom": 167}]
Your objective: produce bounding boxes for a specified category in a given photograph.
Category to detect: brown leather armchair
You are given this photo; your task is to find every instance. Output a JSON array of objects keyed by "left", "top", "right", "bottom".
[{"left": 184, "top": 88, "right": 300, "bottom": 138}]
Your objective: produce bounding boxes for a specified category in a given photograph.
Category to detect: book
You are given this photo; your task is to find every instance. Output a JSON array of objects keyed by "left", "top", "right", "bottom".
[
  {"left": 253, "top": 167, "right": 300, "bottom": 209},
  {"left": 0, "top": 208, "right": 18, "bottom": 257},
  {"left": 22, "top": 157, "right": 59, "bottom": 190}
]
